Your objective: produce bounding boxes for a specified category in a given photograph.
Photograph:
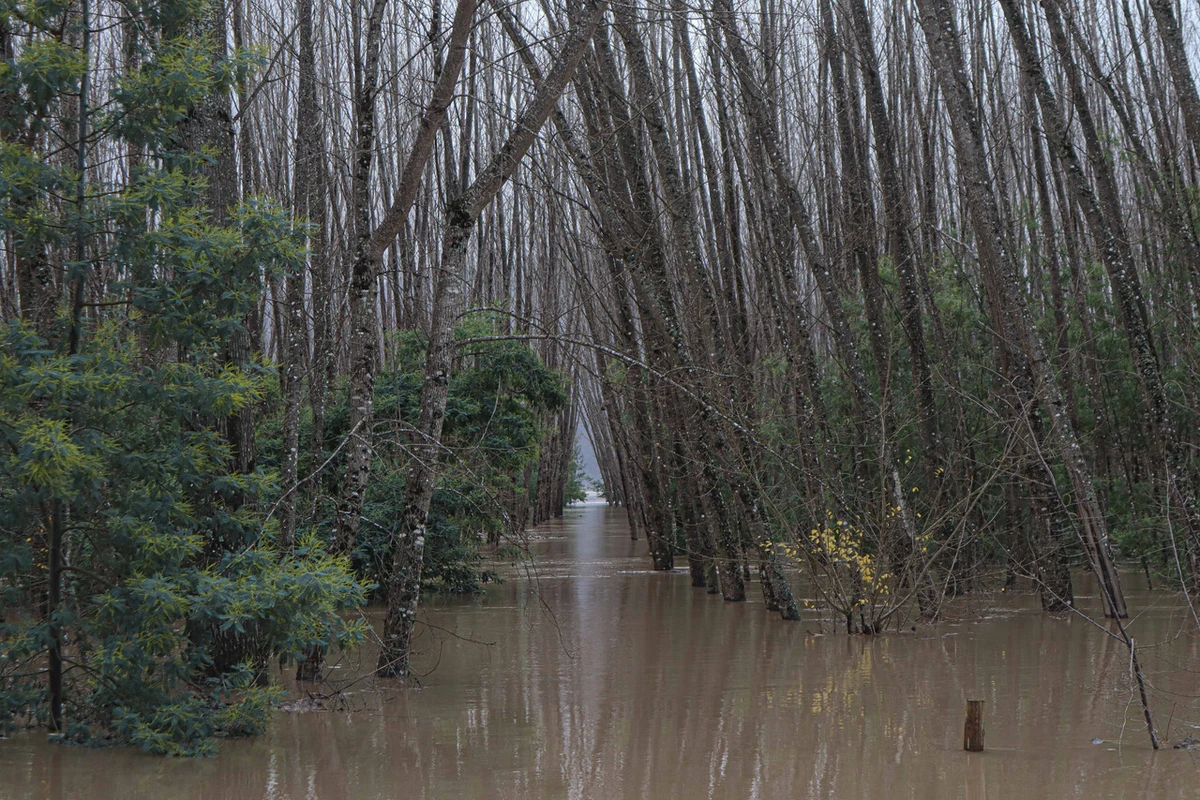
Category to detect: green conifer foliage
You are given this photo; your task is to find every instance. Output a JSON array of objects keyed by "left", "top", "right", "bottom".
[
  {"left": 0, "top": 0, "right": 367, "bottom": 755},
  {"left": 278, "top": 320, "right": 568, "bottom": 596}
]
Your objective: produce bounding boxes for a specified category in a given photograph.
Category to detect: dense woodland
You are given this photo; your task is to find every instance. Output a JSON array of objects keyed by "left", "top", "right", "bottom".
[{"left": 3, "top": 0, "right": 1200, "bottom": 755}]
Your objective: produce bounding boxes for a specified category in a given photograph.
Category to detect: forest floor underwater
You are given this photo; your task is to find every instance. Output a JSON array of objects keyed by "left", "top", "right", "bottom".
[{"left": 2, "top": 500, "right": 1199, "bottom": 799}]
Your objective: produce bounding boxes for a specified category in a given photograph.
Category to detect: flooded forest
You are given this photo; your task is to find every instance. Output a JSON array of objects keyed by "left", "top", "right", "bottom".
[{"left": 3, "top": 0, "right": 1200, "bottom": 795}]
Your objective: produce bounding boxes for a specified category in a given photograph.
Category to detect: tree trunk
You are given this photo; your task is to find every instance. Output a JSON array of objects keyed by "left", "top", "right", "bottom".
[
  {"left": 377, "top": 0, "right": 611, "bottom": 677},
  {"left": 915, "top": 0, "right": 1126, "bottom": 617},
  {"left": 333, "top": 0, "right": 474, "bottom": 554}
]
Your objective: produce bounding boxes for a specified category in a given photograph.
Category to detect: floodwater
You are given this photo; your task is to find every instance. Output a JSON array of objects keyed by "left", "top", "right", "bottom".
[{"left": 3, "top": 501, "right": 1200, "bottom": 799}]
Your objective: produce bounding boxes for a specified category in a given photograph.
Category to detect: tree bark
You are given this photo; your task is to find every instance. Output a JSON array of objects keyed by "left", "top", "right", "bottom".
[
  {"left": 333, "top": 0, "right": 474, "bottom": 554},
  {"left": 377, "top": 0, "right": 611, "bottom": 677},
  {"left": 915, "top": 0, "right": 1126, "bottom": 617}
]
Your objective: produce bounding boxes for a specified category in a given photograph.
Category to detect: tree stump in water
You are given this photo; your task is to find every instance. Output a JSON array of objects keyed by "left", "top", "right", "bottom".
[{"left": 964, "top": 700, "right": 985, "bottom": 752}]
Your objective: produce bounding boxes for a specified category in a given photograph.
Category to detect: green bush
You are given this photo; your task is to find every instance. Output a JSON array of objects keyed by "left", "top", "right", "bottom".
[
  {"left": 267, "top": 321, "right": 568, "bottom": 597},
  {"left": 0, "top": 0, "right": 368, "bottom": 753}
]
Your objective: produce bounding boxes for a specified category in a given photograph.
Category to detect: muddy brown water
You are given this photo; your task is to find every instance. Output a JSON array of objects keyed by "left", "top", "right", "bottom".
[{"left": 3, "top": 501, "right": 1200, "bottom": 799}]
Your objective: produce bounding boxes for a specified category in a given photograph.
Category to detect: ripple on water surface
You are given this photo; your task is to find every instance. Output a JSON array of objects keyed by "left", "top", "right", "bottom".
[{"left": 2, "top": 503, "right": 1199, "bottom": 799}]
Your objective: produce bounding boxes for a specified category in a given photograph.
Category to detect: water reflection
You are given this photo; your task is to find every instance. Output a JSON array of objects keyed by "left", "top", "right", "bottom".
[{"left": 2, "top": 503, "right": 1199, "bottom": 798}]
